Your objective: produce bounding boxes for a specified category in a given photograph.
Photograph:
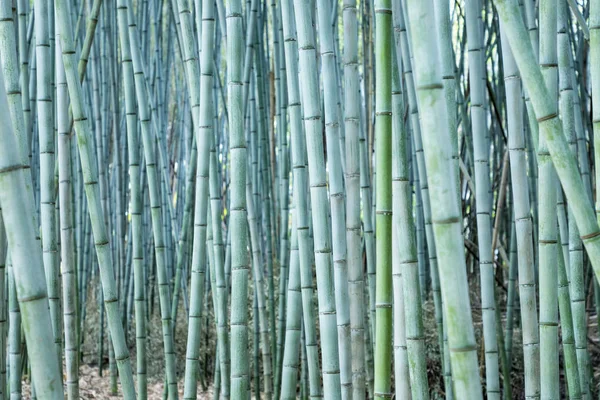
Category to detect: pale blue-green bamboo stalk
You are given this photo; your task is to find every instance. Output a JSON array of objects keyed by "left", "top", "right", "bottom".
[
  {"left": 391, "top": 35, "right": 429, "bottom": 400},
  {"left": 314, "top": 0, "right": 351, "bottom": 397},
  {"left": 404, "top": 0, "right": 483, "bottom": 397},
  {"left": 464, "top": 0, "right": 500, "bottom": 396},
  {"left": 0, "top": 0, "right": 28, "bottom": 161},
  {"left": 246, "top": 130, "right": 273, "bottom": 398},
  {"left": 390, "top": 52, "right": 410, "bottom": 397},
  {"left": 54, "top": 0, "right": 136, "bottom": 395},
  {"left": 209, "top": 133, "right": 230, "bottom": 400},
  {"left": 433, "top": 0, "right": 459, "bottom": 187},
  {"left": 498, "top": 22, "right": 540, "bottom": 400},
  {"left": 0, "top": 72, "right": 63, "bottom": 400},
  {"left": 226, "top": 0, "right": 250, "bottom": 397},
  {"left": 56, "top": 38, "right": 79, "bottom": 400},
  {"left": 280, "top": 210, "right": 301, "bottom": 399},
  {"left": 505, "top": 218, "right": 517, "bottom": 367},
  {"left": 343, "top": 0, "right": 366, "bottom": 397},
  {"left": 292, "top": 0, "right": 341, "bottom": 397},
  {"left": 538, "top": 1, "right": 560, "bottom": 397},
  {"left": 279, "top": 0, "right": 322, "bottom": 396},
  {"left": 7, "top": 256, "right": 22, "bottom": 400},
  {"left": 557, "top": 227, "right": 581, "bottom": 400},
  {"left": 172, "top": 0, "right": 213, "bottom": 397},
  {"left": 0, "top": 212, "right": 5, "bottom": 400},
  {"left": 558, "top": 3, "right": 588, "bottom": 397},
  {"left": 115, "top": 0, "right": 146, "bottom": 396},
  {"left": 125, "top": 4, "right": 178, "bottom": 397},
  {"left": 496, "top": 0, "right": 600, "bottom": 276},
  {"left": 394, "top": 3, "right": 451, "bottom": 395}
]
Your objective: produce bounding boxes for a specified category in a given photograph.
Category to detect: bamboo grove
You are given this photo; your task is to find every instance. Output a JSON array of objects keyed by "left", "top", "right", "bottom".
[{"left": 4, "top": 0, "right": 600, "bottom": 398}]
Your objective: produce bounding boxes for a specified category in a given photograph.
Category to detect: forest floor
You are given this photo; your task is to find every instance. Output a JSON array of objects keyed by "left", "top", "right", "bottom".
[{"left": 18, "top": 276, "right": 600, "bottom": 399}]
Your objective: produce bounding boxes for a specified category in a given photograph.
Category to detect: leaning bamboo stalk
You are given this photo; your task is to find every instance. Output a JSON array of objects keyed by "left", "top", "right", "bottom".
[
  {"left": 496, "top": 0, "right": 600, "bottom": 347},
  {"left": 54, "top": 0, "right": 137, "bottom": 395},
  {"left": 0, "top": 70, "right": 63, "bottom": 400}
]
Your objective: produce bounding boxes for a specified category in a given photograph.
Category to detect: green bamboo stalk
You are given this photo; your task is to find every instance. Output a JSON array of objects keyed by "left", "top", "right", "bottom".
[{"left": 373, "top": 0, "right": 393, "bottom": 398}]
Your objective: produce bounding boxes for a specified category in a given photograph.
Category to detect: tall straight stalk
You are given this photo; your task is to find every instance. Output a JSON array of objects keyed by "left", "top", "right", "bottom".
[
  {"left": 343, "top": 0, "right": 367, "bottom": 397},
  {"left": 394, "top": 2, "right": 451, "bottom": 394},
  {"left": 373, "top": 0, "right": 393, "bottom": 398},
  {"left": 292, "top": 0, "right": 342, "bottom": 397},
  {"left": 279, "top": 0, "right": 323, "bottom": 396},
  {"left": 280, "top": 211, "right": 301, "bottom": 399},
  {"left": 226, "top": 0, "right": 251, "bottom": 397},
  {"left": 498, "top": 22, "right": 540, "bottom": 399},
  {"left": 115, "top": 0, "right": 146, "bottom": 397},
  {"left": 124, "top": 2, "right": 178, "bottom": 397},
  {"left": 56, "top": 38, "right": 79, "bottom": 400},
  {"left": 404, "top": 0, "right": 483, "bottom": 397},
  {"left": 464, "top": 0, "right": 500, "bottom": 397},
  {"left": 54, "top": 0, "right": 136, "bottom": 395},
  {"left": 391, "top": 37, "right": 429, "bottom": 400},
  {"left": 538, "top": 0, "right": 560, "bottom": 397},
  {"left": 558, "top": 1, "right": 588, "bottom": 396},
  {"left": 315, "top": 0, "right": 352, "bottom": 397}
]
